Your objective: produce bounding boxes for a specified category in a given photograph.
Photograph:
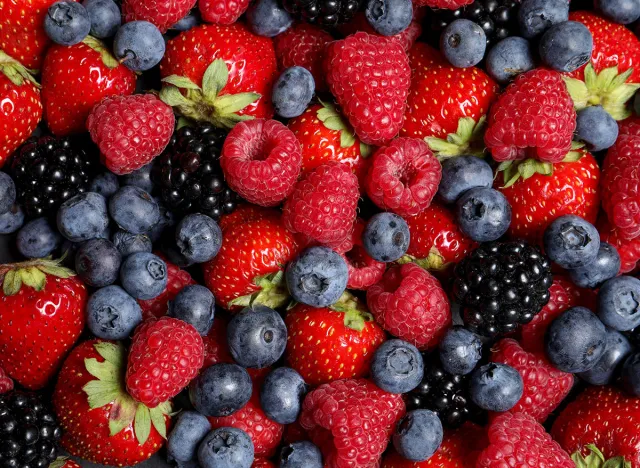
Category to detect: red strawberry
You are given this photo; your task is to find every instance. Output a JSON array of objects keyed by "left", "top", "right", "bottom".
[
  {"left": 300, "top": 378, "right": 405, "bottom": 468},
  {"left": 484, "top": 69, "right": 576, "bottom": 163},
  {"left": 365, "top": 137, "right": 441, "bottom": 217},
  {"left": 123, "top": 0, "right": 196, "bottom": 32},
  {"left": 340, "top": 218, "right": 386, "bottom": 290},
  {"left": 53, "top": 340, "right": 171, "bottom": 466},
  {"left": 0, "top": 258, "right": 86, "bottom": 390},
  {"left": 490, "top": 339, "right": 573, "bottom": 423},
  {"left": 324, "top": 32, "right": 411, "bottom": 146},
  {"left": 274, "top": 24, "right": 333, "bottom": 91},
  {"left": 218, "top": 203, "right": 281, "bottom": 232},
  {"left": 552, "top": 385, "right": 640, "bottom": 465},
  {"left": 282, "top": 162, "right": 360, "bottom": 249},
  {"left": 160, "top": 23, "right": 277, "bottom": 125},
  {"left": 0, "top": 51, "right": 42, "bottom": 168},
  {"left": 87, "top": 94, "right": 175, "bottom": 175},
  {"left": 125, "top": 317, "right": 204, "bottom": 408},
  {"left": 337, "top": 13, "right": 423, "bottom": 52},
  {"left": 50, "top": 457, "right": 82, "bottom": 468},
  {"left": 0, "top": 364, "right": 13, "bottom": 394},
  {"left": 253, "top": 459, "right": 276, "bottom": 468},
  {"left": 221, "top": 118, "right": 302, "bottom": 206},
  {"left": 366, "top": 263, "right": 451, "bottom": 350},
  {"left": 41, "top": 37, "right": 136, "bottom": 136},
  {"left": 285, "top": 296, "right": 386, "bottom": 386},
  {"left": 599, "top": 217, "right": 640, "bottom": 273},
  {"left": 476, "top": 412, "right": 573, "bottom": 467},
  {"left": 199, "top": 0, "right": 251, "bottom": 24}
]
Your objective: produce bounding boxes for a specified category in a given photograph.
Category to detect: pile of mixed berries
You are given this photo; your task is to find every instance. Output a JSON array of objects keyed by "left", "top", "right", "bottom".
[{"left": 2, "top": 0, "right": 640, "bottom": 465}]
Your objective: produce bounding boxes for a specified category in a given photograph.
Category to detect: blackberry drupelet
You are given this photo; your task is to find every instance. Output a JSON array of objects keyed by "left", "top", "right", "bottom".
[
  {"left": 453, "top": 240, "right": 553, "bottom": 337},
  {"left": 281, "top": 0, "right": 361, "bottom": 27},
  {"left": 0, "top": 391, "right": 62, "bottom": 468},
  {"left": 152, "top": 123, "right": 239, "bottom": 220},
  {"left": 10, "top": 136, "right": 97, "bottom": 219}
]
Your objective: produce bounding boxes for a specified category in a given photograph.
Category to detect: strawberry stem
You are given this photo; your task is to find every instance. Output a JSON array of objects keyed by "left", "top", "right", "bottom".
[{"left": 0, "top": 257, "right": 75, "bottom": 296}]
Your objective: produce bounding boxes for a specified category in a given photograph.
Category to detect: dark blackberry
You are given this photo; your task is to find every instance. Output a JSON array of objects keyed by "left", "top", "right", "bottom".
[
  {"left": 10, "top": 136, "right": 98, "bottom": 219},
  {"left": 453, "top": 240, "right": 553, "bottom": 337},
  {"left": 152, "top": 123, "right": 239, "bottom": 220},
  {"left": 281, "top": 0, "right": 361, "bottom": 27},
  {"left": 427, "top": 0, "right": 520, "bottom": 47},
  {"left": 0, "top": 391, "right": 62, "bottom": 468}
]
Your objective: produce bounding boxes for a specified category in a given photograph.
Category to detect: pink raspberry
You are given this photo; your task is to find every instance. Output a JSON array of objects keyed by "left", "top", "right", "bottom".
[
  {"left": 199, "top": 0, "right": 250, "bottom": 24},
  {"left": 0, "top": 364, "right": 13, "bottom": 394},
  {"left": 340, "top": 219, "right": 386, "bottom": 290}
]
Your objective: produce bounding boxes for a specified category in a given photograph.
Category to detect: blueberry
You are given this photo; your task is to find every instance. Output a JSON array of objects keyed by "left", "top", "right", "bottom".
[
  {"left": 517, "top": 0, "right": 569, "bottom": 38},
  {"left": 260, "top": 367, "right": 307, "bottom": 425},
  {"left": 172, "top": 10, "right": 200, "bottom": 31},
  {"left": 438, "top": 326, "right": 482, "bottom": 375},
  {"left": 167, "top": 411, "right": 211, "bottom": 463},
  {"left": 455, "top": 187, "right": 511, "bottom": 242},
  {"left": 578, "top": 327, "right": 632, "bottom": 385},
  {"left": 246, "top": 0, "right": 293, "bottom": 37},
  {"left": 545, "top": 306, "right": 608, "bottom": 373},
  {"left": 149, "top": 196, "right": 176, "bottom": 243},
  {"left": 86, "top": 285, "right": 143, "bottom": 340},
  {"left": 0, "top": 172, "right": 16, "bottom": 215},
  {"left": 392, "top": 410, "right": 443, "bottom": 462},
  {"left": 109, "top": 186, "right": 160, "bottom": 234},
  {"left": 371, "top": 339, "right": 424, "bottom": 394},
  {"left": 189, "top": 363, "right": 252, "bottom": 417},
  {"left": 227, "top": 305, "right": 287, "bottom": 368},
  {"left": 597, "top": 275, "right": 640, "bottom": 331},
  {"left": 575, "top": 106, "right": 619, "bottom": 152},
  {"left": 362, "top": 212, "right": 410, "bottom": 262},
  {"left": 543, "top": 215, "right": 600, "bottom": 269},
  {"left": 486, "top": 37, "right": 536, "bottom": 84},
  {"left": 75, "top": 238, "right": 122, "bottom": 287},
  {"left": 438, "top": 156, "right": 494, "bottom": 204},
  {"left": 198, "top": 427, "right": 254, "bottom": 468},
  {"left": 568, "top": 241, "right": 620, "bottom": 289},
  {"left": 469, "top": 363, "right": 523, "bottom": 412},
  {"left": 112, "top": 230, "right": 152, "bottom": 257},
  {"left": 175, "top": 214, "right": 222, "bottom": 264},
  {"left": 286, "top": 246, "right": 348, "bottom": 307},
  {"left": 120, "top": 162, "right": 155, "bottom": 194},
  {"left": 0, "top": 205, "right": 24, "bottom": 234},
  {"left": 82, "top": 0, "right": 121, "bottom": 38},
  {"left": 113, "top": 21, "right": 165, "bottom": 72},
  {"left": 44, "top": 1, "right": 91, "bottom": 46},
  {"left": 441, "top": 19, "right": 487, "bottom": 68},
  {"left": 16, "top": 218, "right": 61, "bottom": 259},
  {"left": 596, "top": 0, "right": 640, "bottom": 23},
  {"left": 57, "top": 192, "right": 109, "bottom": 242},
  {"left": 168, "top": 285, "right": 216, "bottom": 336},
  {"left": 90, "top": 172, "right": 120, "bottom": 198},
  {"left": 621, "top": 352, "right": 640, "bottom": 396},
  {"left": 365, "top": 0, "right": 413, "bottom": 36},
  {"left": 539, "top": 21, "right": 593, "bottom": 73},
  {"left": 120, "top": 252, "right": 168, "bottom": 300},
  {"left": 272, "top": 67, "right": 315, "bottom": 119},
  {"left": 279, "top": 441, "right": 323, "bottom": 468}
]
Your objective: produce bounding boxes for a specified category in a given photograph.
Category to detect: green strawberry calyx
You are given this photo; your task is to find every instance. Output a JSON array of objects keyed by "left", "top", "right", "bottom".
[
  {"left": 49, "top": 457, "right": 72, "bottom": 468},
  {"left": 0, "top": 50, "right": 39, "bottom": 87},
  {"left": 0, "top": 257, "right": 75, "bottom": 296},
  {"left": 425, "top": 116, "right": 487, "bottom": 160},
  {"left": 330, "top": 291, "right": 374, "bottom": 332},
  {"left": 82, "top": 36, "right": 119, "bottom": 69},
  {"left": 83, "top": 342, "right": 171, "bottom": 446},
  {"left": 317, "top": 100, "right": 372, "bottom": 158},
  {"left": 563, "top": 63, "right": 640, "bottom": 121},
  {"left": 229, "top": 269, "right": 290, "bottom": 310},
  {"left": 572, "top": 444, "right": 631, "bottom": 468},
  {"left": 160, "top": 59, "right": 261, "bottom": 129},
  {"left": 397, "top": 247, "right": 446, "bottom": 271}
]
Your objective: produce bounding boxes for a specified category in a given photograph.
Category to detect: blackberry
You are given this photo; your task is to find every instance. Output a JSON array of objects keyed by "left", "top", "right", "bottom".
[
  {"left": 281, "top": 0, "right": 361, "bottom": 27},
  {"left": 152, "top": 123, "right": 239, "bottom": 220},
  {"left": 453, "top": 240, "right": 553, "bottom": 337},
  {"left": 10, "top": 136, "right": 98, "bottom": 219},
  {"left": 0, "top": 391, "right": 62, "bottom": 468},
  {"left": 427, "top": 0, "right": 520, "bottom": 47}
]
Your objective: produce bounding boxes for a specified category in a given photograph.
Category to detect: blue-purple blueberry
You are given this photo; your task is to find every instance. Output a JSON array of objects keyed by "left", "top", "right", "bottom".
[
  {"left": 365, "top": 0, "right": 413, "bottom": 36},
  {"left": 119, "top": 252, "right": 168, "bottom": 300},
  {"left": 0, "top": 205, "right": 25, "bottom": 234},
  {"left": 621, "top": 352, "right": 640, "bottom": 396},
  {"left": 597, "top": 275, "right": 640, "bottom": 331},
  {"left": 167, "top": 411, "right": 211, "bottom": 464},
  {"left": 168, "top": 285, "right": 216, "bottom": 336},
  {"left": 0, "top": 172, "right": 16, "bottom": 215},
  {"left": 90, "top": 172, "right": 120, "bottom": 198},
  {"left": 438, "top": 326, "right": 482, "bottom": 375},
  {"left": 575, "top": 106, "right": 619, "bottom": 152},
  {"left": 75, "top": 238, "right": 122, "bottom": 287},
  {"left": 198, "top": 427, "right": 254, "bottom": 468},
  {"left": 455, "top": 187, "right": 511, "bottom": 242},
  {"left": 578, "top": 328, "right": 633, "bottom": 385},
  {"left": 279, "top": 441, "right": 322, "bottom": 468},
  {"left": 517, "top": 0, "right": 569, "bottom": 38},
  {"left": 120, "top": 162, "right": 155, "bottom": 193},
  {"left": 392, "top": 409, "right": 443, "bottom": 462},
  {"left": 596, "top": 0, "right": 640, "bottom": 24},
  {"left": 362, "top": 212, "right": 410, "bottom": 263},
  {"left": 246, "top": 0, "right": 293, "bottom": 37},
  {"left": 486, "top": 37, "right": 536, "bottom": 84},
  {"left": 44, "top": 1, "right": 91, "bottom": 46},
  {"left": 441, "top": 19, "right": 487, "bottom": 68},
  {"left": 469, "top": 363, "right": 524, "bottom": 412},
  {"left": 272, "top": 67, "right": 315, "bottom": 119},
  {"left": 539, "top": 21, "right": 593, "bottom": 73},
  {"left": 109, "top": 186, "right": 160, "bottom": 235},
  {"left": 86, "top": 285, "right": 143, "bottom": 340},
  {"left": 260, "top": 367, "right": 307, "bottom": 425},
  {"left": 189, "top": 363, "right": 252, "bottom": 417},
  {"left": 82, "top": 0, "right": 121, "bottom": 38},
  {"left": 57, "top": 192, "right": 109, "bottom": 242},
  {"left": 113, "top": 21, "right": 165, "bottom": 71},
  {"left": 568, "top": 241, "right": 620, "bottom": 289},
  {"left": 16, "top": 217, "right": 61, "bottom": 258},
  {"left": 543, "top": 215, "right": 600, "bottom": 269},
  {"left": 175, "top": 213, "right": 222, "bottom": 264},
  {"left": 371, "top": 339, "right": 424, "bottom": 394},
  {"left": 112, "top": 230, "right": 152, "bottom": 257},
  {"left": 438, "top": 156, "right": 493, "bottom": 204}
]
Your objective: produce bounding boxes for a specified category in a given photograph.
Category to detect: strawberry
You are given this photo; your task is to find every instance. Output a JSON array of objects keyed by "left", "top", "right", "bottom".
[
  {"left": 0, "top": 258, "right": 86, "bottom": 390},
  {"left": 41, "top": 37, "right": 136, "bottom": 136},
  {"left": 552, "top": 385, "right": 640, "bottom": 465},
  {"left": 159, "top": 23, "right": 277, "bottom": 127},
  {"left": 285, "top": 295, "right": 386, "bottom": 386},
  {"left": 53, "top": 340, "right": 171, "bottom": 466},
  {"left": 122, "top": 0, "right": 196, "bottom": 33},
  {"left": 218, "top": 203, "right": 281, "bottom": 233},
  {"left": 599, "top": 217, "right": 640, "bottom": 274},
  {"left": 0, "top": 50, "right": 42, "bottom": 169},
  {"left": 0, "top": 363, "right": 13, "bottom": 394},
  {"left": 253, "top": 459, "right": 276, "bottom": 468}
]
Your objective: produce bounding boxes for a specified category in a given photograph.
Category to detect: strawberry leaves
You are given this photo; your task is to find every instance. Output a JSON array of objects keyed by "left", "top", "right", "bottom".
[
  {"left": 426, "top": 116, "right": 487, "bottom": 160},
  {"left": 0, "top": 257, "right": 75, "bottom": 296},
  {"left": 572, "top": 444, "right": 632, "bottom": 468},
  {"left": 82, "top": 36, "right": 119, "bottom": 69},
  {"left": 0, "top": 50, "right": 39, "bottom": 87},
  {"left": 317, "top": 100, "right": 372, "bottom": 157},
  {"left": 229, "top": 270, "right": 290, "bottom": 310},
  {"left": 330, "top": 292, "right": 374, "bottom": 331}
]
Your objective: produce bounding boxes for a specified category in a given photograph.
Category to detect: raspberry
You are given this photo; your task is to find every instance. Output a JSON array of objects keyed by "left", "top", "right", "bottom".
[
  {"left": 484, "top": 69, "right": 576, "bottom": 163},
  {"left": 125, "top": 317, "right": 204, "bottom": 408},
  {"left": 490, "top": 339, "right": 573, "bottom": 422},
  {"left": 122, "top": 0, "right": 196, "bottom": 33},
  {"left": 0, "top": 364, "right": 13, "bottom": 394},
  {"left": 300, "top": 379, "right": 405, "bottom": 468},
  {"left": 366, "top": 263, "right": 451, "bottom": 350},
  {"left": 341, "top": 219, "right": 386, "bottom": 290},
  {"left": 199, "top": 0, "right": 250, "bottom": 24},
  {"left": 221, "top": 119, "right": 302, "bottom": 207},
  {"left": 86, "top": 94, "right": 175, "bottom": 176},
  {"left": 337, "top": 13, "right": 423, "bottom": 52},
  {"left": 283, "top": 162, "right": 360, "bottom": 249},
  {"left": 412, "top": 0, "right": 473, "bottom": 9},
  {"left": 365, "top": 137, "right": 441, "bottom": 217}
]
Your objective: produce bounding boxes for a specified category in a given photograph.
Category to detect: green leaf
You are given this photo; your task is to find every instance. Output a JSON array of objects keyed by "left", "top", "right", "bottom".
[
  {"left": 572, "top": 452, "right": 589, "bottom": 468},
  {"left": 340, "top": 130, "right": 356, "bottom": 148},
  {"left": 605, "top": 83, "right": 640, "bottom": 120},
  {"left": 134, "top": 404, "right": 152, "bottom": 445},
  {"left": 176, "top": 117, "right": 192, "bottom": 130},
  {"left": 584, "top": 63, "right": 598, "bottom": 90},
  {"left": 82, "top": 36, "right": 118, "bottom": 69},
  {"left": 84, "top": 357, "right": 119, "bottom": 382},
  {"left": 201, "top": 59, "right": 229, "bottom": 100},
  {"left": 149, "top": 406, "right": 168, "bottom": 439},
  {"left": 359, "top": 142, "right": 372, "bottom": 158},
  {"left": 215, "top": 92, "right": 261, "bottom": 115},
  {"left": 161, "top": 75, "right": 201, "bottom": 90},
  {"left": 323, "top": 115, "right": 347, "bottom": 132},
  {"left": 19, "top": 267, "right": 46, "bottom": 291},
  {"left": 317, "top": 103, "right": 340, "bottom": 122},
  {"left": 94, "top": 342, "right": 125, "bottom": 368},
  {"left": 562, "top": 76, "right": 589, "bottom": 110},
  {"left": 596, "top": 66, "right": 619, "bottom": 93},
  {"left": 37, "top": 263, "right": 74, "bottom": 278},
  {"left": 108, "top": 394, "right": 137, "bottom": 436},
  {"left": 49, "top": 457, "right": 70, "bottom": 468},
  {"left": 159, "top": 86, "right": 194, "bottom": 108},
  {"left": 518, "top": 159, "right": 537, "bottom": 180},
  {"left": 496, "top": 161, "right": 513, "bottom": 172},
  {"left": 609, "top": 67, "right": 633, "bottom": 91},
  {"left": 341, "top": 308, "right": 366, "bottom": 331},
  {"left": 455, "top": 117, "right": 476, "bottom": 142},
  {"left": 83, "top": 379, "right": 120, "bottom": 409},
  {"left": 3, "top": 269, "right": 21, "bottom": 296}
]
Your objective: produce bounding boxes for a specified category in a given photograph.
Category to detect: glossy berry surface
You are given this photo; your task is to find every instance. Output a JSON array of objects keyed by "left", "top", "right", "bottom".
[{"left": 281, "top": 0, "right": 361, "bottom": 26}]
